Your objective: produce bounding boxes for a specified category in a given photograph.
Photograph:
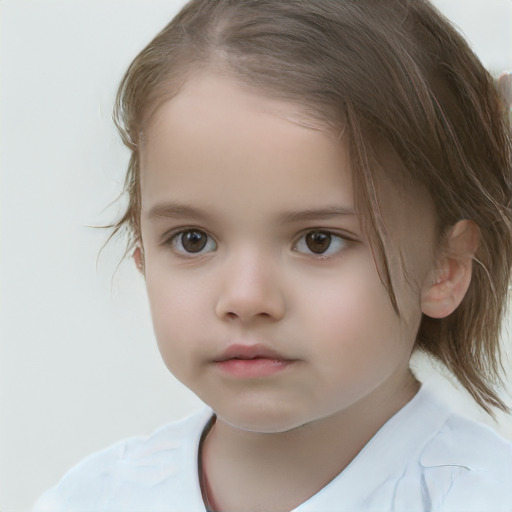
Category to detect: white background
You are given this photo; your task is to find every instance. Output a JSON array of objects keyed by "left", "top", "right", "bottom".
[{"left": 1, "top": 1, "right": 511, "bottom": 510}]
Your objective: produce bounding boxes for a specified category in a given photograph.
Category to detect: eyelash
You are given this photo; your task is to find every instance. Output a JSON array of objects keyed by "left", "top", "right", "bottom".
[
  {"left": 165, "top": 228, "right": 217, "bottom": 256},
  {"left": 163, "top": 228, "right": 351, "bottom": 258},
  {"left": 293, "top": 230, "right": 348, "bottom": 258}
]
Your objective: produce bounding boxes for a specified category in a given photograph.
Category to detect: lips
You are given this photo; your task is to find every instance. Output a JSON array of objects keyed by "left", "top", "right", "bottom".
[
  {"left": 214, "top": 344, "right": 289, "bottom": 362},
  {"left": 213, "top": 344, "right": 295, "bottom": 378}
]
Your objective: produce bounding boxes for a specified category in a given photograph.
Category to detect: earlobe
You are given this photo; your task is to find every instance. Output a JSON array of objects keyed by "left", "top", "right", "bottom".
[
  {"left": 421, "top": 220, "right": 480, "bottom": 319},
  {"left": 133, "top": 245, "right": 145, "bottom": 274}
]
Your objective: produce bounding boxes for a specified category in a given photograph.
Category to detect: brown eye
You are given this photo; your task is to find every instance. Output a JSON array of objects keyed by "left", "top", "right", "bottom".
[
  {"left": 171, "top": 229, "right": 216, "bottom": 255},
  {"left": 294, "top": 230, "right": 346, "bottom": 257},
  {"left": 182, "top": 230, "right": 207, "bottom": 252},
  {"left": 305, "top": 231, "right": 332, "bottom": 254}
]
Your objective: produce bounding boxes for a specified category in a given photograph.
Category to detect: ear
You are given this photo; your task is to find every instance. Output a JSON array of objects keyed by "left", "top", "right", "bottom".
[
  {"left": 133, "top": 245, "right": 145, "bottom": 274},
  {"left": 421, "top": 220, "right": 480, "bottom": 319}
]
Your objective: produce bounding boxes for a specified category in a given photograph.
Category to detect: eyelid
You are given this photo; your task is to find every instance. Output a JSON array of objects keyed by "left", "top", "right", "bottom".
[
  {"left": 160, "top": 224, "right": 209, "bottom": 242},
  {"left": 292, "top": 229, "right": 354, "bottom": 258},
  {"left": 162, "top": 226, "right": 217, "bottom": 256}
]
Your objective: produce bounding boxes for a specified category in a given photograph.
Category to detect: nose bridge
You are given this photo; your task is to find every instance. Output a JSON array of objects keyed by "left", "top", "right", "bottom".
[{"left": 215, "top": 244, "right": 285, "bottom": 322}]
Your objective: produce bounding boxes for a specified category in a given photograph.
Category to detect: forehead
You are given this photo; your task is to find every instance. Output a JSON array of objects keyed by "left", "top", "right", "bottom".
[
  {"left": 140, "top": 72, "right": 354, "bottom": 214},
  {"left": 141, "top": 71, "right": 338, "bottom": 164}
]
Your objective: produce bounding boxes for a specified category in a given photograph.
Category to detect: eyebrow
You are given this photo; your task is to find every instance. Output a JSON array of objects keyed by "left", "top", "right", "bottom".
[
  {"left": 278, "top": 206, "right": 356, "bottom": 223},
  {"left": 145, "top": 202, "right": 210, "bottom": 221},
  {"left": 145, "top": 202, "right": 355, "bottom": 223}
]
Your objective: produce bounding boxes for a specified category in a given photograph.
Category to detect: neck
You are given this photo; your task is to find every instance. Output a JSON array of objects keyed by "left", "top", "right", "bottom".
[{"left": 201, "top": 375, "right": 419, "bottom": 512}]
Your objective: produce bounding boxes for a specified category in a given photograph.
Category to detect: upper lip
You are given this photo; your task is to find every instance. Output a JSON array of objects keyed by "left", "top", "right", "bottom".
[{"left": 214, "top": 344, "right": 292, "bottom": 362}]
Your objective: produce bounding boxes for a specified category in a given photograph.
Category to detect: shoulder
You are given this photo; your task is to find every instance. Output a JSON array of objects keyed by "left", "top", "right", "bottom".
[
  {"left": 418, "top": 412, "right": 512, "bottom": 511},
  {"left": 32, "top": 408, "right": 212, "bottom": 512},
  {"left": 420, "top": 413, "right": 512, "bottom": 470}
]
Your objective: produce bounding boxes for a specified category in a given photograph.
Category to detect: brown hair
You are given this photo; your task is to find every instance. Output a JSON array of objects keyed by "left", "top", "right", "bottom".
[{"left": 112, "top": 0, "right": 512, "bottom": 413}]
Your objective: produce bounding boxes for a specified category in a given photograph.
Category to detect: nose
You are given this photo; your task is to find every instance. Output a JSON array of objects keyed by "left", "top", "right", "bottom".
[{"left": 215, "top": 249, "right": 286, "bottom": 323}]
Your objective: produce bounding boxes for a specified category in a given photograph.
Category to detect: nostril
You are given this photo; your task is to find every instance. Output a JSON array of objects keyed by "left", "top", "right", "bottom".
[
  {"left": 224, "top": 310, "right": 273, "bottom": 321},
  {"left": 215, "top": 278, "right": 286, "bottom": 322}
]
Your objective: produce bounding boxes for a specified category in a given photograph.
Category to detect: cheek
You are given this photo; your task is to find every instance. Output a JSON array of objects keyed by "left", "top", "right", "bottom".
[
  {"left": 144, "top": 269, "right": 209, "bottom": 369},
  {"left": 298, "top": 259, "right": 410, "bottom": 363},
  {"left": 145, "top": 258, "right": 213, "bottom": 319},
  {"left": 302, "top": 260, "right": 392, "bottom": 334}
]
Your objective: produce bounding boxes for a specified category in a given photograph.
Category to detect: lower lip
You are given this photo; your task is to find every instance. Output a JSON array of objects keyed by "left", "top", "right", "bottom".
[{"left": 215, "top": 358, "right": 292, "bottom": 378}]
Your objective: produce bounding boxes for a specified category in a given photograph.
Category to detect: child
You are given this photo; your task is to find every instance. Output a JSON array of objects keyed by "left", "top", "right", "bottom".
[{"left": 34, "top": 0, "right": 512, "bottom": 510}]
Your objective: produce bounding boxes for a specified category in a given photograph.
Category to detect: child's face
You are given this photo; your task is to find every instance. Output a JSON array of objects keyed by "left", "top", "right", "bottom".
[{"left": 138, "top": 73, "right": 438, "bottom": 433}]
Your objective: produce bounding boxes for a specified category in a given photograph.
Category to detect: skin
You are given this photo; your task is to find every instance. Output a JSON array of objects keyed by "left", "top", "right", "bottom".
[{"left": 136, "top": 72, "right": 475, "bottom": 512}]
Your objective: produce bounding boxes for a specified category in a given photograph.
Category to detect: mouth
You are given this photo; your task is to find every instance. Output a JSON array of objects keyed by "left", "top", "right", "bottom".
[
  {"left": 213, "top": 344, "right": 295, "bottom": 378},
  {"left": 214, "top": 344, "right": 289, "bottom": 362}
]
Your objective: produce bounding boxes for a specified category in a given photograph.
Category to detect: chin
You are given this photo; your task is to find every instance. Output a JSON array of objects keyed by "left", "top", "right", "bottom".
[{"left": 214, "top": 403, "right": 315, "bottom": 434}]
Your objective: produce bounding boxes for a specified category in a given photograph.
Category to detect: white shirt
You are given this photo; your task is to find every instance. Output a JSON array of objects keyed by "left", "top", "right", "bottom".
[{"left": 33, "top": 386, "right": 512, "bottom": 512}]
